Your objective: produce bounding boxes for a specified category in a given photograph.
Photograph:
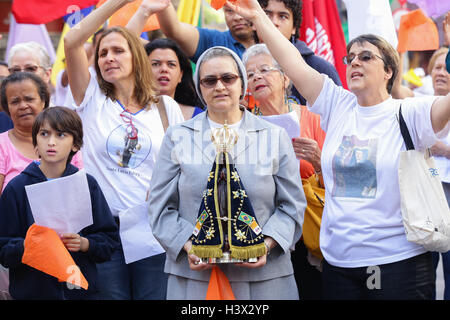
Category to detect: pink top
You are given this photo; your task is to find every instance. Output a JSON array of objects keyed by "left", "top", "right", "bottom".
[{"left": 0, "top": 131, "right": 83, "bottom": 192}]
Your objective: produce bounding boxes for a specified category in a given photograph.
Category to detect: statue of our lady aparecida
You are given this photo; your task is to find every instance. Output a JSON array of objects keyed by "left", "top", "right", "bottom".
[{"left": 189, "top": 122, "right": 266, "bottom": 264}]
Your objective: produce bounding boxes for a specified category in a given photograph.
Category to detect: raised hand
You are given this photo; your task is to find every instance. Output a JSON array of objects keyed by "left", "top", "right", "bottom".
[
  {"left": 443, "top": 11, "right": 450, "bottom": 47},
  {"left": 139, "top": 0, "right": 171, "bottom": 15},
  {"left": 225, "top": 0, "right": 264, "bottom": 22}
]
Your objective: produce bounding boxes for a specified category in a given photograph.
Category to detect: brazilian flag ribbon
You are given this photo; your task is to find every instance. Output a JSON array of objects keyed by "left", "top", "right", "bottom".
[{"left": 190, "top": 151, "right": 266, "bottom": 260}]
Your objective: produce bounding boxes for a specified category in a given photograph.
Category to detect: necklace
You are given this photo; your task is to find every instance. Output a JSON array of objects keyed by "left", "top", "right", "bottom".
[{"left": 252, "top": 98, "right": 293, "bottom": 116}]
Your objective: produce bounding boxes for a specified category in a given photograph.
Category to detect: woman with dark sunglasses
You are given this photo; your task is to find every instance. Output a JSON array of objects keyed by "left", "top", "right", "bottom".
[
  {"left": 227, "top": 0, "right": 450, "bottom": 300},
  {"left": 148, "top": 46, "right": 306, "bottom": 299},
  {"left": 64, "top": 0, "right": 185, "bottom": 300}
]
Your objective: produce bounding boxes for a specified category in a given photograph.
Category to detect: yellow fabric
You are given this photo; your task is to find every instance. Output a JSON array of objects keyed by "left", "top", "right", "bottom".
[
  {"left": 177, "top": 0, "right": 201, "bottom": 25},
  {"left": 301, "top": 174, "right": 324, "bottom": 259}
]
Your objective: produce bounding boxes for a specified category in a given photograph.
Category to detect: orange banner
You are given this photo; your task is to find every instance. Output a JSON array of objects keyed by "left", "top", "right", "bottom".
[{"left": 97, "top": 0, "right": 160, "bottom": 31}]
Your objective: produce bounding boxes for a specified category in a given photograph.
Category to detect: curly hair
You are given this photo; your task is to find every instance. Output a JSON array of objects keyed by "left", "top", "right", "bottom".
[
  {"left": 1, "top": 72, "right": 50, "bottom": 116},
  {"left": 258, "top": 0, "right": 303, "bottom": 39}
]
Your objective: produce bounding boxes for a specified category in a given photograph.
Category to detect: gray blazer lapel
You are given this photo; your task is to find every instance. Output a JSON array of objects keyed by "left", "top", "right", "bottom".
[
  {"left": 232, "top": 110, "right": 266, "bottom": 162},
  {"left": 181, "top": 112, "right": 215, "bottom": 163},
  {"left": 181, "top": 110, "right": 266, "bottom": 163}
]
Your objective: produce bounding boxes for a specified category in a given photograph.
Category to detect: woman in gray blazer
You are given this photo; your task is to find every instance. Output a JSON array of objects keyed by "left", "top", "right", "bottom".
[{"left": 148, "top": 46, "right": 306, "bottom": 300}]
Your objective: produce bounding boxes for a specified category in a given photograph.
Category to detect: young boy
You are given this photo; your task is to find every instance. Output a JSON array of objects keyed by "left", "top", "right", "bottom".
[{"left": 0, "top": 107, "right": 119, "bottom": 300}]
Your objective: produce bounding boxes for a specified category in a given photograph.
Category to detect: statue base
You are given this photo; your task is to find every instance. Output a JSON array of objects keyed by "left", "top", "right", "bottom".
[{"left": 196, "top": 251, "right": 258, "bottom": 264}]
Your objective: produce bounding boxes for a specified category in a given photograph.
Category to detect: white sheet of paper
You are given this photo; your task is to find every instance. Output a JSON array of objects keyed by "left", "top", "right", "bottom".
[
  {"left": 261, "top": 111, "right": 300, "bottom": 139},
  {"left": 119, "top": 202, "right": 165, "bottom": 264},
  {"left": 25, "top": 169, "right": 93, "bottom": 234}
]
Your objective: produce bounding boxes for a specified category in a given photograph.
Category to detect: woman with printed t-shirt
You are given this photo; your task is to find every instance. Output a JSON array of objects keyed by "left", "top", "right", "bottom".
[
  {"left": 227, "top": 0, "right": 450, "bottom": 299},
  {"left": 64, "top": 0, "right": 185, "bottom": 299},
  {"left": 124, "top": 1, "right": 204, "bottom": 120}
]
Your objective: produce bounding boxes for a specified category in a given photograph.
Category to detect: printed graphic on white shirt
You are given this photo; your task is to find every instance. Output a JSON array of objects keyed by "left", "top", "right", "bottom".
[
  {"left": 331, "top": 135, "right": 378, "bottom": 199},
  {"left": 106, "top": 123, "right": 152, "bottom": 169}
]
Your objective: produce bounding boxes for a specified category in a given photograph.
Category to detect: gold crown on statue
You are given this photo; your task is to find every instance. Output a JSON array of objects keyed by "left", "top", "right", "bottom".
[{"left": 211, "top": 121, "right": 238, "bottom": 153}]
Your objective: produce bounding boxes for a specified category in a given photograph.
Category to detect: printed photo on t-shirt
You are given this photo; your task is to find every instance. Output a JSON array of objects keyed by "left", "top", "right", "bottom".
[
  {"left": 332, "top": 135, "right": 378, "bottom": 199},
  {"left": 106, "top": 123, "right": 152, "bottom": 169}
]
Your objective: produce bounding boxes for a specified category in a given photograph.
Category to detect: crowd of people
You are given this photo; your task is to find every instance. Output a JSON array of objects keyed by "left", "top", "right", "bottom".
[{"left": 0, "top": 0, "right": 449, "bottom": 300}]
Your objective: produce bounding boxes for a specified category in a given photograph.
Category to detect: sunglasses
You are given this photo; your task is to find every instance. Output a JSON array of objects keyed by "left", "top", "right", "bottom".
[
  {"left": 342, "top": 51, "right": 384, "bottom": 65},
  {"left": 8, "top": 65, "right": 43, "bottom": 74},
  {"left": 199, "top": 73, "right": 240, "bottom": 88}
]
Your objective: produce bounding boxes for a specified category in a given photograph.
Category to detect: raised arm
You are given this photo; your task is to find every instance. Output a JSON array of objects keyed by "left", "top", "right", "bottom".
[
  {"left": 155, "top": 2, "right": 200, "bottom": 58},
  {"left": 125, "top": 0, "right": 170, "bottom": 42},
  {"left": 443, "top": 11, "right": 450, "bottom": 47},
  {"left": 391, "top": 52, "right": 414, "bottom": 99},
  {"left": 64, "top": 0, "right": 132, "bottom": 105},
  {"left": 431, "top": 94, "right": 450, "bottom": 134},
  {"left": 226, "top": 0, "right": 324, "bottom": 105}
]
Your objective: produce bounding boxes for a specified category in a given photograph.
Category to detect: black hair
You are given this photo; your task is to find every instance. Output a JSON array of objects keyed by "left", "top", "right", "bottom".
[
  {"left": 0, "top": 72, "right": 50, "bottom": 116},
  {"left": 0, "top": 61, "right": 8, "bottom": 84},
  {"left": 32, "top": 106, "right": 83, "bottom": 165},
  {"left": 258, "top": 0, "right": 303, "bottom": 39},
  {"left": 145, "top": 38, "right": 204, "bottom": 109}
]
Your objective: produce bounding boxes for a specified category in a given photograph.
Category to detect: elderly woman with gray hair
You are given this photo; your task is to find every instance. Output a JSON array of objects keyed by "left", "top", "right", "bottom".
[
  {"left": 148, "top": 46, "right": 306, "bottom": 300},
  {"left": 7, "top": 41, "right": 58, "bottom": 106},
  {"left": 243, "top": 43, "right": 326, "bottom": 299},
  {"left": 243, "top": 43, "right": 325, "bottom": 185},
  {"left": 7, "top": 42, "right": 53, "bottom": 88}
]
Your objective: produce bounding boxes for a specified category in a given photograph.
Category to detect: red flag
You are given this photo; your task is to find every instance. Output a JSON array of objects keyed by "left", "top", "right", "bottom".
[
  {"left": 299, "top": 0, "right": 348, "bottom": 89},
  {"left": 12, "top": 0, "right": 99, "bottom": 24}
]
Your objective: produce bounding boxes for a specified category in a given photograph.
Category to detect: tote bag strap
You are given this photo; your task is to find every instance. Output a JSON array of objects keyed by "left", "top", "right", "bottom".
[
  {"left": 398, "top": 105, "right": 415, "bottom": 151},
  {"left": 157, "top": 96, "right": 169, "bottom": 133}
]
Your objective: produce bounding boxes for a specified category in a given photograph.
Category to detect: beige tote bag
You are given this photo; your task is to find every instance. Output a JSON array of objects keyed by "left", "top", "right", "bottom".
[{"left": 398, "top": 106, "right": 450, "bottom": 252}]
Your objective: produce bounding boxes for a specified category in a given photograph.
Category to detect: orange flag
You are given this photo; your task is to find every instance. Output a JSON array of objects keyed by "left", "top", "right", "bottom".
[
  {"left": 97, "top": 0, "right": 160, "bottom": 31},
  {"left": 22, "top": 224, "right": 89, "bottom": 290},
  {"left": 397, "top": 9, "right": 439, "bottom": 53},
  {"left": 210, "top": 0, "right": 227, "bottom": 10},
  {"left": 210, "top": 0, "right": 237, "bottom": 10},
  {"left": 205, "top": 266, "right": 236, "bottom": 300}
]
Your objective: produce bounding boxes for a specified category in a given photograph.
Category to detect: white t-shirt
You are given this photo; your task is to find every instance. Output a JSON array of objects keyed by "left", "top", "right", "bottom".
[
  {"left": 53, "top": 69, "right": 70, "bottom": 106},
  {"left": 309, "top": 75, "right": 440, "bottom": 268},
  {"left": 69, "top": 75, "right": 185, "bottom": 216}
]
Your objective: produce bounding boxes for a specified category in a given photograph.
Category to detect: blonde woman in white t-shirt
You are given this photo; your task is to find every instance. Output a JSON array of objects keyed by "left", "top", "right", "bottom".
[
  {"left": 227, "top": 0, "right": 450, "bottom": 300},
  {"left": 64, "top": 0, "right": 185, "bottom": 300}
]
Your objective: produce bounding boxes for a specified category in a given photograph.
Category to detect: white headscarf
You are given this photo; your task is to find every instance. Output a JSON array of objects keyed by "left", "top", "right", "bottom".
[{"left": 193, "top": 46, "right": 247, "bottom": 107}]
